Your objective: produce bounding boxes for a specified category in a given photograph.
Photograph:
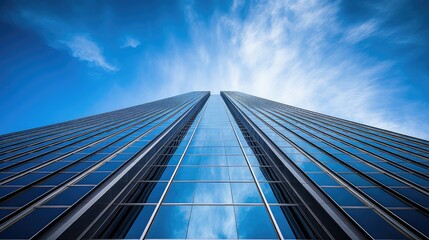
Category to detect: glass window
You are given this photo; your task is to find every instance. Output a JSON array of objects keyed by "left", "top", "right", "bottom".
[
  {"left": 271, "top": 206, "right": 317, "bottom": 239},
  {"left": 322, "top": 187, "right": 365, "bottom": 206},
  {"left": 229, "top": 167, "right": 253, "bottom": 181},
  {"left": 2, "top": 187, "right": 52, "bottom": 207},
  {"left": 294, "top": 161, "right": 323, "bottom": 172},
  {"left": 194, "top": 183, "right": 232, "bottom": 203},
  {"left": 235, "top": 206, "right": 277, "bottom": 239},
  {"left": 306, "top": 173, "right": 340, "bottom": 186},
  {"left": 392, "top": 188, "right": 429, "bottom": 207},
  {"left": 339, "top": 173, "right": 375, "bottom": 186},
  {"left": 124, "top": 206, "right": 156, "bottom": 239},
  {"left": 97, "top": 162, "right": 123, "bottom": 171},
  {"left": 37, "top": 173, "right": 76, "bottom": 186},
  {"left": 126, "top": 182, "right": 167, "bottom": 203},
  {"left": 175, "top": 167, "right": 229, "bottom": 181},
  {"left": 75, "top": 172, "right": 110, "bottom": 185},
  {"left": 0, "top": 208, "right": 66, "bottom": 239},
  {"left": 231, "top": 183, "right": 262, "bottom": 203},
  {"left": 252, "top": 167, "right": 280, "bottom": 181},
  {"left": 164, "top": 182, "right": 196, "bottom": 203},
  {"left": 45, "top": 186, "right": 93, "bottom": 206},
  {"left": 182, "top": 155, "right": 227, "bottom": 166},
  {"left": 344, "top": 208, "right": 406, "bottom": 239},
  {"left": 392, "top": 209, "right": 429, "bottom": 236},
  {"left": 360, "top": 188, "right": 408, "bottom": 207},
  {"left": 259, "top": 183, "right": 291, "bottom": 204},
  {"left": 227, "top": 155, "right": 247, "bottom": 166},
  {"left": 6, "top": 173, "right": 47, "bottom": 186},
  {"left": 187, "top": 206, "right": 237, "bottom": 239},
  {"left": 146, "top": 206, "right": 192, "bottom": 239},
  {"left": 0, "top": 186, "right": 20, "bottom": 198}
]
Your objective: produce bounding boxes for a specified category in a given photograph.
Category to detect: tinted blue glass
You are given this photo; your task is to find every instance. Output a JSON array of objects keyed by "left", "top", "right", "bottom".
[
  {"left": 0, "top": 208, "right": 66, "bottom": 239},
  {"left": 0, "top": 186, "right": 19, "bottom": 198},
  {"left": 37, "top": 173, "right": 76, "bottom": 185},
  {"left": 45, "top": 186, "right": 93, "bottom": 206},
  {"left": 76, "top": 172, "right": 110, "bottom": 185},
  {"left": 227, "top": 155, "right": 247, "bottom": 166},
  {"left": 360, "top": 188, "right": 408, "bottom": 207},
  {"left": 252, "top": 167, "right": 279, "bottom": 181},
  {"left": 36, "top": 162, "right": 70, "bottom": 172},
  {"left": 97, "top": 162, "right": 123, "bottom": 171},
  {"left": 235, "top": 206, "right": 277, "bottom": 239},
  {"left": 366, "top": 173, "right": 407, "bottom": 187},
  {"left": 322, "top": 187, "right": 364, "bottom": 206},
  {"left": 182, "top": 155, "right": 227, "bottom": 166},
  {"left": 187, "top": 206, "right": 237, "bottom": 239},
  {"left": 259, "top": 183, "right": 291, "bottom": 203},
  {"left": 392, "top": 209, "right": 429, "bottom": 236},
  {"left": 339, "top": 173, "right": 375, "bottom": 186},
  {"left": 392, "top": 188, "right": 429, "bottom": 207},
  {"left": 294, "top": 161, "right": 323, "bottom": 172},
  {"left": 194, "top": 183, "right": 232, "bottom": 203},
  {"left": 6, "top": 173, "right": 47, "bottom": 185},
  {"left": 344, "top": 208, "right": 405, "bottom": 239},
  {"left": 306, "top": 173, "right": 340, "bottom": 186},
  {"left": 2, "top": 187, "right": 52, "bottom": 207},
  {"left": 175, "top": 167, "right": 229, "bottom": 181},
  {"left": 164, "top": 182, "right": 196, "bottom": 203},
  {"left": 229, "top": 167, "right": 253, "bottom": 181},
  {"left": 129, "top": 182, "right": 167, "bottom": 203},
  {"left": 0, "top": 209, "right": 14, "bottom": 220},
  {"left": 187, "top": 147, "right": 225, "bottom": 155},
  {"left": 63, "top": 162, "right": 94, "bottom": 172},
  {"left": 270, "top": 206, "right": 300, "bottom": 239},
  {"left": 225, "top": 146, "right": 243, "bottom": 155},
  {"left": 231, "top": 183, "right": 262, "bottom": 203},
  {"left": 146, "top": 206, "right": 192, "bottom": 239},
  {"left": 124, "top": 205, "right": 156, "bottom": 239}
]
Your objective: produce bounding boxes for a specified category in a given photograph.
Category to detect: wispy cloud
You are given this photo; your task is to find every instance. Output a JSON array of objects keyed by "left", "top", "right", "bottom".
[
  {"left": 64, "top": 35, "right": 117, "bottom": 71},
  {"left": 146, "top": 0, "right": 428, "bottom": 139},
  {"left": 343, "top": 20, "right": 378, "bottom": 43},
  {"left": 121, "top": 37, "right": 141, "bottom": 48},
  {"left": 5, "top": 7, "right": 117, "bottom": 72}
]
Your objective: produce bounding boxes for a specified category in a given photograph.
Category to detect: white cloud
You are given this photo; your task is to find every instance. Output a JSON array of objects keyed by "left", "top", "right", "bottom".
[
  {"left": 343, "top": 20, "right": 378, "bottom": 43},
  {"left": 64, "top": 36, "right": 117, "bottom": 71},
  {"left": 147, "top": 0, "right": 428, "bottom": 139},
  {"left": 121, "top": 37, "right": 141, "bottom": 48},
  {"left": 7, "top": 8, "right": 117, "bottom": 72}
]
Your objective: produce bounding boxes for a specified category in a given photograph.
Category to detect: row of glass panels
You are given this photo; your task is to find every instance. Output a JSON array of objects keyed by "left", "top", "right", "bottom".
[
  {"left": 0, "top": 92, "right": 208, "bottom": 239},
  {"left": 224, "top": 91, "right": 428, "bottom": 239},
  {"left": 96, "top": 96, "right": 316, "bottom": 239}
]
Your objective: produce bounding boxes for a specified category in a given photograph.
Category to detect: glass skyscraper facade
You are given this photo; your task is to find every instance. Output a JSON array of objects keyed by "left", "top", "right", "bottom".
[{"left": 0, "top": 91, "right": 427, "bottom": 239}]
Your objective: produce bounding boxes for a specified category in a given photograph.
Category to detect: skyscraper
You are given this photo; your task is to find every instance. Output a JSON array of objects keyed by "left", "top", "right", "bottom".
[{"left": 0, "top": 91, "right": 427, "bottom": 239}]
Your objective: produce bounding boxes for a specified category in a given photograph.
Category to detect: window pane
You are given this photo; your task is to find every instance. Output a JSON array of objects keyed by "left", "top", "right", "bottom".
[
  {"left": 229, "top": 167, "right": 253, "bottom": 181},
  {"left": 0, "top": 208, "right": 66, "bottom": 239},
  {"left": 231, "top": 183, "right": 262, "bottom": 203},
  {"left": 187, "top": 206, "right": 237, "bottom": 239},
  {"left": 164, "top": 182, "right": 196, "bottom": 203},
  {"left": 194, "top": 183, "right": 232, "bottom": 203},
  {"left": 45, "top": 186, "right": 94, "bottom": 206},
  {"left": 235, "top": 206, "right": 277, "bottom": 239},
  {"left": 146, "top": 206, "right": 192, "bottom": 239},
  {"left": 344, "top": 208, "right": 406, "bottom": 239},
  {"left": 271, "top": 206, "right": 317, "bottom": 239},
  {"left": 175, "top": 167, "right": 229, "bottom": 181}
]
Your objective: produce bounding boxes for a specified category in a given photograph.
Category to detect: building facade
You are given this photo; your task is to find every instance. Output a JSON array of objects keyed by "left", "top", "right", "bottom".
[{"left": 0, "top": 91, "right": 427, "bottom": 239}]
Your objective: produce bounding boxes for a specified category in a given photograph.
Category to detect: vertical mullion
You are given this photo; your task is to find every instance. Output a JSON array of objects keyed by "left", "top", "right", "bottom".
[
  {"left": 139, "top": 101, "right": 208, "bottom": 240},
  {"left": 222, "top": 99, "right": 284, "bottom": 240}
]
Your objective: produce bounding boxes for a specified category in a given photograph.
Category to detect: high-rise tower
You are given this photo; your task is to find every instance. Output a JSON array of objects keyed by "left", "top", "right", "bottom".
[{"left": 0, "top": 92, "right": 427, "bottom": 239}]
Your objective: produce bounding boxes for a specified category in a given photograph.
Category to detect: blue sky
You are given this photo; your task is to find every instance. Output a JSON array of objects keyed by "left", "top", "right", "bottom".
[{"left": 0, "top": 0, "right": 428, "bottom": 139}]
